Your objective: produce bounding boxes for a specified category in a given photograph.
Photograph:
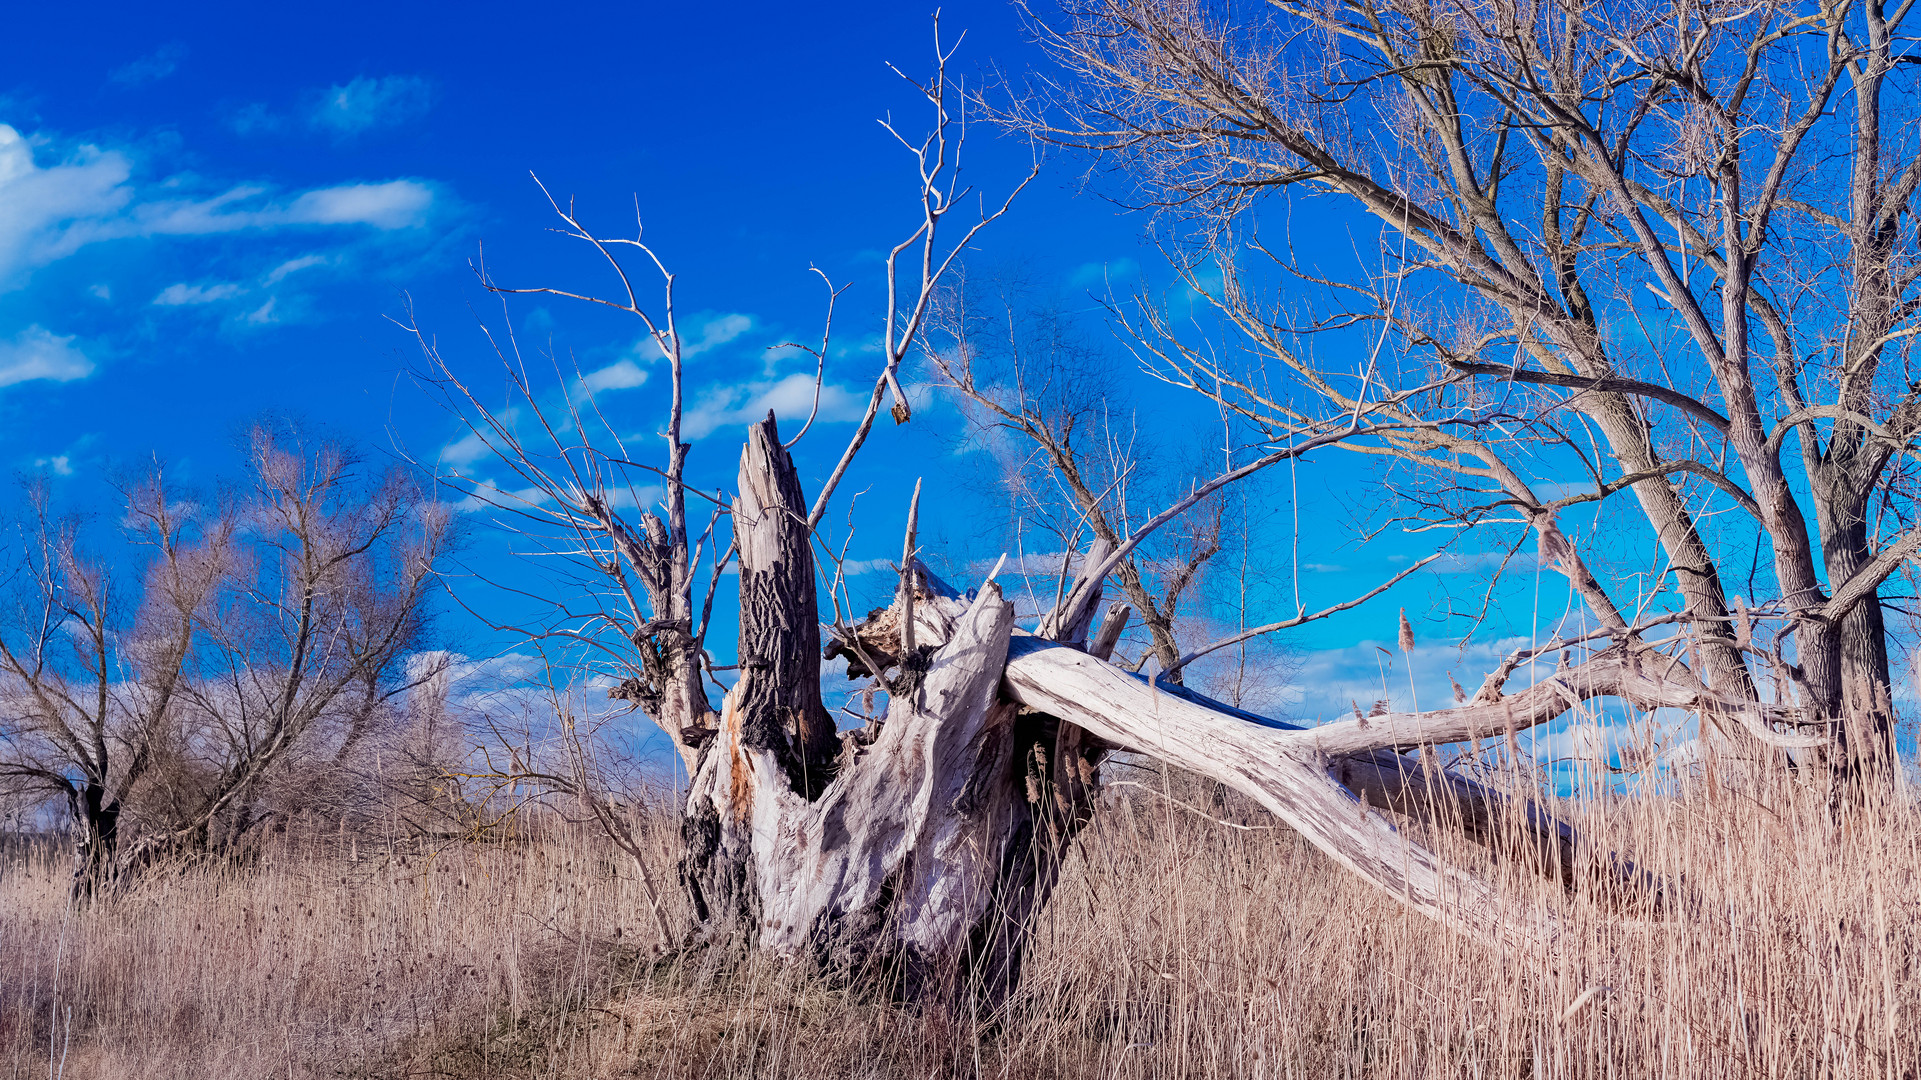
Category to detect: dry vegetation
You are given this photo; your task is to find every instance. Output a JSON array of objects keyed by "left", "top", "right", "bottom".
[{"left": 4, "top": 755, "right": 1916, "bottom": 1080}]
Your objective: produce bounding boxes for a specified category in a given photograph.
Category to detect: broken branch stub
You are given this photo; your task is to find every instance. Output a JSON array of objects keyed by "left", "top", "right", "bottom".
[{"left": 733, "top": 411, "right": 840, "bottom": 788}]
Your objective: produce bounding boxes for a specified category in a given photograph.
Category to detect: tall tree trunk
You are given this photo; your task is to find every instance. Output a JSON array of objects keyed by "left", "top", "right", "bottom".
[
  {"left": 1818, "top": 495, "right": 1897, "bottom": 772},
  {"left": 70, "top": 782, "right": 120, "bottom": 899}
]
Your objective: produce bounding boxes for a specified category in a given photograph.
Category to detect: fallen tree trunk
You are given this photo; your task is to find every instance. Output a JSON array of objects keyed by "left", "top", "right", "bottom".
[{"left": 1001, "top": 637, "right": 1681, "bottom": 950}]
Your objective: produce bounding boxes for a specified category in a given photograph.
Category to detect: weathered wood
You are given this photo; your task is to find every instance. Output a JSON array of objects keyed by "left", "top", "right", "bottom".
[
  {"left": 899, "top": 479, "right": 921, "bottom": 656},
  {"left": 733, "top": 412, "right": 839, "bottom": 784},
  {"left": 1003, "top": 635, "right": 1570, "bottom": 950},
  {"left": 687, "top": 577, "right": 1078, "bottom": 1000},
  {"left": 1040, "top": 535, "right": 1112, "bottom": 646},
  {"left": 1302, "top": 650, "right": 1827, "bottom": 757},
  {"left": 683, "top": 413, "right": 844, "bottom": 932},
  {"left": 1087, "top": 602, "right": 1130, "bottom": 662}
]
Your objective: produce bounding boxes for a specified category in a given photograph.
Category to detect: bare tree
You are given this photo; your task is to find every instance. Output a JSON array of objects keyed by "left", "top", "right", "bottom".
[
  {"left": 0, "top": 473, "right": 231, "bottom": 894},
  {"left": 922, "top": 270, "right": 1231, "bottom": 681},
  {"left": 990, "top": 0, "right": 1921, "bottom": 778},
  {"left": 150, "top": 423, "right": 449, "bottom": 855},
  {"left": 921, "top": 268, "right": 1431, "bottom": 685}
]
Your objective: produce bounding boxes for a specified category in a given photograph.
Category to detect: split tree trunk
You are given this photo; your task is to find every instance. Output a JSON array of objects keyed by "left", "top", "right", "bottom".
[
  {"left": 679, "top": 415, "right": 1093, "bottom": 1003},
  {"left": 674, "top": 414, "right": 1683, "bottom": 1003}
]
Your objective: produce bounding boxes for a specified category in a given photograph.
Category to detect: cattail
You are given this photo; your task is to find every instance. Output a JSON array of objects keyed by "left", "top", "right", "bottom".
[
  {"left": 1536, "top": 510, "right": 1572, "bottom": 567},
  {"left": 1449, "top": 673, "right": 1468, "bottom": 705},
  {"left": 1398, "top": 608, "right": 1416, "bottom": 653}
]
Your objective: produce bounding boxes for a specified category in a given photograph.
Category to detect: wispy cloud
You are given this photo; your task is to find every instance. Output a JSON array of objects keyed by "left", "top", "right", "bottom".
[
  {"left": 110, "top": 43, "right": 186, "bottom": 87},
  {"left": 628, "top": 311, "right": 755, "bottom": 363},
  {"left": 580, "top": 359, "right": 648, "bottom": 393},
  {"left": 265, "top": 254, "right": 328, "bottom": 283},
  {"left": 681, "top": 372, "right": 863, "bottom": 440},
  {"left": 453, "top": 478, "right": 549, "bottom": 514},
  {"left": 0, "top": 123, "right": 437, "bottom": 290},
  {"left": 834, "top": 557, "right": 897, "bottom": 576},
  {"left": 1389, "top": 550, "right": 1538, "bottom": 575},
  {"left": 0, "top": 326, "right": 93, "bottom": 388},
  {"left": 1280, "top": 636, "right": 1536, "bottom": 724},
  {"left": 439, "top": 419, "right": 505, "bottom": 469},
  {"left": 153, "top": 281, "right": 242, "bottom": 306},
  {"left": 310, "top": 76, "right": 434, "bottom": 135}
]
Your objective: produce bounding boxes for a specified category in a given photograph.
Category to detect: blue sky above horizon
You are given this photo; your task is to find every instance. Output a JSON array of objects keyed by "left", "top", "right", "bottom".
[{"left": 0, "top": 0, "right": 1643, "bottom": 753}]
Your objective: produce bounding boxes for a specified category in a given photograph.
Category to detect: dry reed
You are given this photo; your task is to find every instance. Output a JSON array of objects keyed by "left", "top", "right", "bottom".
[{"left": 2, "top": 756, "right": 1916, "bottom": 1078}]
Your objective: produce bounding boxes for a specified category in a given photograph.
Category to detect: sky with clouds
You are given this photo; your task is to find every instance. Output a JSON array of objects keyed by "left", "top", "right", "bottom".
[{"left": 1, "top": 0, "right": 1649, "bottom": 768}]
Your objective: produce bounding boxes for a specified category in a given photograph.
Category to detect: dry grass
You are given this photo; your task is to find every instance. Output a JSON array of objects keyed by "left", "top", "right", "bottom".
[{"left": 3, "top": 761, "right": 1918, "bottom": 1079}]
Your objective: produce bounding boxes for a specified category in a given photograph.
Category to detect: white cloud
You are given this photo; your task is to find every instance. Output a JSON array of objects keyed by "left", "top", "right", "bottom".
[
  {"left": 0, "top": 326, "right": 93, "bottom": 388},
  {"left": 1390, "top": 550, "right": 1538, "bottom": 575},
  {"left": 835, "top": 557, "right": 897, "bottom": 576},
  {"left": 971, "top": 551, "right": 1086, "bottom": 578},
  {"left": 110, "top": 43, "right": 186, "bottom": 87},
  {"left": 265, "top": 254, "right": 328, "bottom": 283},
  {"left": 454, "top": 479, "right": 549, "bottom": 514},
  {"left": 580, "top": 359, "right": 648, "bottom": 392},
  {"left": 153, "top": 281, "right": 243, "bottom": 306},
  {"left": 627, "top": 311, "right": 755, "bottom": 364},
  {"left": 440, "top": 430, "right": 492, "bottom": 468},
  {"left": 439, "top": 414, "right": 517, "bottom": 469},
  {"left": 0, "top": 127, "right": 133, "bottom": 285},
  {"left": 1533, "top": 481, "right": 1604, "bottom": 502},
  {"left": 243, "top": 297, "right": 278, "bottom": 324},
  {"left": 607, "top": 483, "right": 666, "bottom": 511},
  {"left": 311, "top": 76, "right": 433, "bottom": 135},
  {"left": 681, "top": 372, "right": 864, "bottom": 440},
  {"left": 685, "top": 312, "right": 752, "bottom": 358},
  {"left": 1282, "top": 636, "right": 1537, "bottom": 725},
  {"left": 88, "top": 284, "right": 110, "bottom": 300},
  {"left": 276, "top": 181, "right": 432, "bottom": 228},
  {"left": 34, "top": 455, "right": 72, "bottom": 476},
  {"left": 0, "top": 124, "right": 437, "bottom": 290}
]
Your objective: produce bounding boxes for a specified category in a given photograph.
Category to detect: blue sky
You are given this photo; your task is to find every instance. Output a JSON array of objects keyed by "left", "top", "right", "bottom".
[{"left": 0, "top": 0, "right": 1617, "bottom": 745}]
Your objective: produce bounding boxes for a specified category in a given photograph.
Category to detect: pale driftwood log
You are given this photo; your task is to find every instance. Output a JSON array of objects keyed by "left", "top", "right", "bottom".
[{"left": 999, "top": 636, "right": 1712, "bottom": 948}]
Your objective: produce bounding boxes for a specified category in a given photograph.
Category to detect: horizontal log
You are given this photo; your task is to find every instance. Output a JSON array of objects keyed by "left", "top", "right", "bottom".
[
  {"left": 1303, "top": 651, "right": 1828, "bottom": 756},
  {"left": 1000, "top": 635, "right": 1562, "bottom": 950}
]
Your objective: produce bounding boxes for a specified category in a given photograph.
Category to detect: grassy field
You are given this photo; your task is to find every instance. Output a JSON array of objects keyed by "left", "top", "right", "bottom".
[{"left": 3, "top": 763, "right": 1917, "bottom": 1079}]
